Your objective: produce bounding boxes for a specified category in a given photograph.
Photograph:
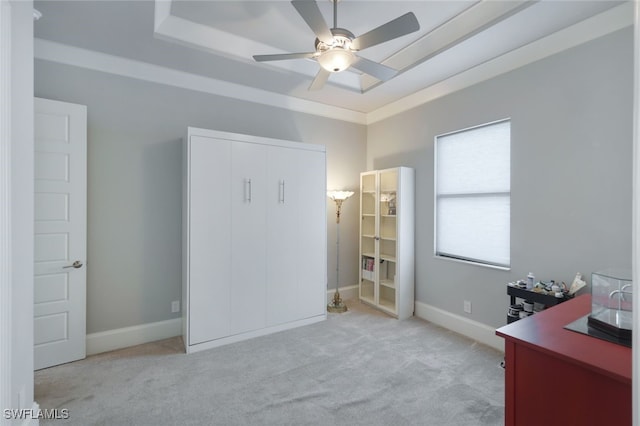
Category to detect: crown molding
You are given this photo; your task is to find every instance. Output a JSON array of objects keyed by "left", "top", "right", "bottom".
[{"left": 34, "top": 38, "right": 368, "bottom": 125}]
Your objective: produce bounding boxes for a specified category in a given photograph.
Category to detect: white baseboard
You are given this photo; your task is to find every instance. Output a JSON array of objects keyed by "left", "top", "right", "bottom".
[
  {"left": 85, "top": 297, "right": 503, "bottom": 357},
  {"left": 327, "top": 284, "right": 358, "bottom": 302},
  {"left": 414, "top": 301, "right": 505, "bottom": 353},
  {"left": 86, "top": 317, "right": 182, "bottom": 356}
]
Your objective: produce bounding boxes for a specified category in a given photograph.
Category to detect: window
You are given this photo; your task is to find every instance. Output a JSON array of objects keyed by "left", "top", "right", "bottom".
[{"left": 435, "top": 119, "right": 511, "bottom": 268}]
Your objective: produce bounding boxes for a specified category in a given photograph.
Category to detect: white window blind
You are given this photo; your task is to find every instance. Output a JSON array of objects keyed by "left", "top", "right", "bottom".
[{"left": 435, "top": 119, "right": 511, "bottom": 268}]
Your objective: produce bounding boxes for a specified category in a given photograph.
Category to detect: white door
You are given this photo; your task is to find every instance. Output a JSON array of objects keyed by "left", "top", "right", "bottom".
[{"left": 34, "top": 98, "right": 87, "bottom": 370}]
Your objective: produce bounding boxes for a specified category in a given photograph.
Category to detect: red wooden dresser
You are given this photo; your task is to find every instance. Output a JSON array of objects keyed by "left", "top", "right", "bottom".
[{"left": 496, "top": 294, "right": 631, "bottom": 426}]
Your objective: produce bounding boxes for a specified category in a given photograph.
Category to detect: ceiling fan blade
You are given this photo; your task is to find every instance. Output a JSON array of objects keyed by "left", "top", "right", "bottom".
[
  {"left": 253, "top": 52, "right": 316, "bottom": 62},
  {"left": 291, "top": 0, "right": 333, "bottom": 44},
  {"left": 308, "top": 68, "right": 330, "bottom": 91},
  {"left": 351, "top": 56, "right": 398, "bottom": 82},
  {"left": 351, "top": 12, "right": 420, "bottom": 51}
]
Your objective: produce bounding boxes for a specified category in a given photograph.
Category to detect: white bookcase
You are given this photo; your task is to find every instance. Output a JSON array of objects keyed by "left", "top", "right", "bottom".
[
  {"left": 359, "top": 167, "right": 415, "bottom": 319},
  {"left": 183, "top": 127, "right": 327, "bottom": 353}
]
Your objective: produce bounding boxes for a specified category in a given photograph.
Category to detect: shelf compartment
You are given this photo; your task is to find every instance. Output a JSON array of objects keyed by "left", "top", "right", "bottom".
[
  {"left": 360, "top": 279, "right": 374, "bottom": 302},
  {"left": 379, "top": 285, "right": 396, "bottom": 313},
  {"left": 361, "top": 255, "right": 375, "bottom": 282},
  {"left": 379, "top": 260, "right": 396, "bottom": 288},
  {"left": 380, "top": 279, "right": 395, "bottom": 289},
  {"left": 361, "top": 192, "right": 376, "bottom": 215},
  {"left": 379, "top": 171, "right": 397, "bottom": 193},
  {"left": 361, "top": 174, "right": 376, "bottom": 193},
  {"left": 379, "top": 239, "right": 396, "bottom": 260},
  {"left": 361, "top": 215, "right": 375, "bottom": 236},
  {"left": 361, "top": 237, "right": 374, "bottom": 256},
  {"left": 380, "top": 218, "right": 396, "bottom": 241},
  {"left": 379, "top": 191, "right": 396, "bottom": 216}
]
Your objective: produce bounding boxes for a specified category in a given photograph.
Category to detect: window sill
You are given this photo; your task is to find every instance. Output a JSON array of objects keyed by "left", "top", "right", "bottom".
[{"left": 434, "top": 255, "right": 511, "bottom": 271}]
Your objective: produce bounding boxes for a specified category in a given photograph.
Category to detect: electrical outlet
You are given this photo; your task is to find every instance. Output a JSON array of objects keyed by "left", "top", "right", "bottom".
[
  {"left": 171, "top": 300, "right": 180, "bottom": 313},
  {"left": 463, "top": 300, "right": 472, "bottom": 314}
]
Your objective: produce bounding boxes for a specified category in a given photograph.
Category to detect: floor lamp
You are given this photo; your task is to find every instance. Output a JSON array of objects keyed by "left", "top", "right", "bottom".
[{"left": 327, "top": 190, "right": 354, "bottom": 313}]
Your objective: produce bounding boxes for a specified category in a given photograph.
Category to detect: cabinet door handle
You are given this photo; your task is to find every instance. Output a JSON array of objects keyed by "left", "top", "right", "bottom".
[
  {"left": 279, "top": 180, "right": 285, "bottom": 203},
  {"left": 244, "top": 178, "right": 252, "bottom": 203}
]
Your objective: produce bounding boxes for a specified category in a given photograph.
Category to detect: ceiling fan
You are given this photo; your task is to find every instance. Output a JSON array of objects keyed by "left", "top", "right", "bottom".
[{"left": 253, "top": 0, "right": 420, "bottom": 90}]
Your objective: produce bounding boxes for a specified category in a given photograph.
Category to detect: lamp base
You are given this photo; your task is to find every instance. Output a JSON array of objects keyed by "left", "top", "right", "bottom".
[{"left": 327, "top": 289, "right": 348, "bottom": 313}]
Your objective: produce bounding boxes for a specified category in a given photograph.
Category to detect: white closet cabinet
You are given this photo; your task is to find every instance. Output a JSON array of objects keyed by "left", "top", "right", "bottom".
[
  {"left": 183, "top": 128, "right": 327, "bottom": 353},
  {"left": 359, "top": 167, "right": 415, "bottom": 319}
]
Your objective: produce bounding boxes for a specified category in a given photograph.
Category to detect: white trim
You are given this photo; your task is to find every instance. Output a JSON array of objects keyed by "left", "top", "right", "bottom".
[
  {"left": 152, "top": 0, "right": 170, "bottom": 33},
  {"left": 414, "top": 300, "right": 505, "bottom": 353},
  {"left": 86, "top": 318, "right": 182, "bottom": 356},
  {"left": 0, "top": 0, "right": 12, "bottom": 422},
  {"left": 632, "top": 1, "right": 639, "bottom": 424},
  {"left": 185, "top": 315, "right": 325, "bottom": 354},
  {"left": 18, "top": 401, "right": 40, "bottom": 426},
  {"left": 361, "top": 0, "right": 533, "bottom": 91},
  {"left": 327, "top": 284, "right": 358, "bottom": 303},
  {"left": 33, "top": 38, "right": 367, "bottom": 125},
  {"left": 366, "top": 1, "right": 633, "bottom": 124}
]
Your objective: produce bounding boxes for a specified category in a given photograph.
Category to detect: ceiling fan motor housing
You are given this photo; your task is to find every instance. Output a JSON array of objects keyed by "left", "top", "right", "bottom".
[{"left": 314, "top": 28, "right": 356, "bottom": 73}]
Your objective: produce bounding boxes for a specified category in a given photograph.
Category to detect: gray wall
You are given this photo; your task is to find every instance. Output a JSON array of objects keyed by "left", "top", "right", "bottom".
[
  {"left": 34, "top": 27, "right": 633, "bottom": 335},
  {"left": 35, "top": 60, "right": 366, "bottom": 334},
  {"left": 367, "top": 28, "right": 634, "bottom": 328}
]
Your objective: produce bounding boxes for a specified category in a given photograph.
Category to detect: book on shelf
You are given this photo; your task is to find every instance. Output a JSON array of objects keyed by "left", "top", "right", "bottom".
[{"left": 361, "top": 256, "right": 375, "bottom": 281}]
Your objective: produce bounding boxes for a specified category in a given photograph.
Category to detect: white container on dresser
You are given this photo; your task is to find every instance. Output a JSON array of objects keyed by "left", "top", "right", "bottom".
[
  {"left": 359, "top": 167, "right": 415, "bottom": 319},
  {"left": 183, "top": 127, "right": 327, "bottom": 353}
]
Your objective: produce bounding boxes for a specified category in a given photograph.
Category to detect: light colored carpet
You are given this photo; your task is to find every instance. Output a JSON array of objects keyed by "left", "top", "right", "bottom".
[{"left": 35, "top": 300, "right": 504, "bottom": 425}]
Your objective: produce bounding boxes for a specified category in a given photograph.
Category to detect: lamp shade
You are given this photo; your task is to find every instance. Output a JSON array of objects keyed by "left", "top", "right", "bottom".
[
  {"left": 327, "top": 190, "right": 354, "bottom": 201},
  {"left": 317, "top": 48, "right": 355, "bottom": 73}
]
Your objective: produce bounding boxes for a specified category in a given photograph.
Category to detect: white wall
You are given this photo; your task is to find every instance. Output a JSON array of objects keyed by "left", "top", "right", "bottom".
[{"left": 632, "top": 2, "right": 639, "bottom": 423}]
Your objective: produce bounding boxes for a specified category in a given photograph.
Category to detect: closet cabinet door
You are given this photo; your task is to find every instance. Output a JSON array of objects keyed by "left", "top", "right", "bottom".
[
  {"left": 188, "top": 137, "right": 231, "bottom": 344},
  {"left": 230, "top": 142, "right": 267, "bottom": 334},
  {"left": 184, "top": 127, "right": 327, "bottom": 353},
  {"left": 266, "top": 146, "right": 300, "bottom": 326},
  {"left": 296, "top": 149, "right": 326, "bottom": 319}
]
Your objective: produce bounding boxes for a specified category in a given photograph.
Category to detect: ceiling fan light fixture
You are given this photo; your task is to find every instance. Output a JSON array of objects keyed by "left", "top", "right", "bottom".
[
  {"left": 317, "top": 47, "right": 354, "bottom": 73},
  {"left": 254, "top": 1, "right": 420, "bottom": 90}
]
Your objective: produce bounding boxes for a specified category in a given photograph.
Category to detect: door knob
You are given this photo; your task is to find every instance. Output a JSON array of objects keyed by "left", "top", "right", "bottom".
[{"left": 63, "top": 260, "right": 83, "bottom": 269}]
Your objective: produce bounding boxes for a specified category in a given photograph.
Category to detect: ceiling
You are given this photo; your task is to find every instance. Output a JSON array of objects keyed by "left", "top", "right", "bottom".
[{"left": 33, "top": 0, "right": 631, "bottom": 123}]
